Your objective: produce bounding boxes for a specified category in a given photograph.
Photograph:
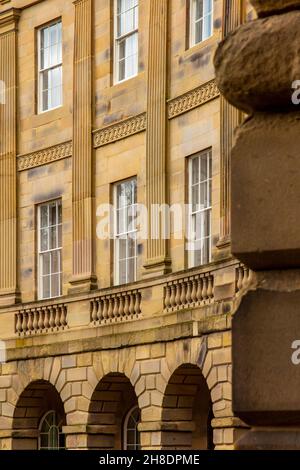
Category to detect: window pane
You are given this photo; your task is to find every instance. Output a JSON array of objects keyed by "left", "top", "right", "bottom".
[
  {"left": 195, "top": 20, "right": 203, "bottom": 44},
  {"left": 42, "top": 253, "right": 50, "bottom": 276},
  {"left": 51, "top": 251, "right": 60, "bottom": 274},
  {"left": 40, "top": 228, "right": 48, "bottom": 251},
  {"left": 203, "top": 13, "right": 212, "bottom": 39},
  {"left": 42, "top": 275, "right": 50, "bottom": 299},
  {"left": 127, "top": 237, "right": 136, "bottom": 258},
  {"left": 118, "top": 238, "right": 127, "bottom": 261},
  {"left": 119, "top": 260, "right": 127, "bottom": 284},
  {"left": 51, "top": 273, "right": 60, "bottom": 298},
  {"left": 127, "top": 257, "right": 135, "bottom": 284},
  {"left": 204, "top": 0, "right": 212, "bottom": 15},
  {"left": 200, "top": 182, "right": 208, "bottom": 209},
  {"left": 195, "top": 0, "right": 203, "bottom": 20},
  {"left": 57, "top": 224, "right": 62, "bottom": 247},
  {"left": 41, "top": 205, "right": 48, "bottom": 228},
  {"left": 49, "top": 226, "right": 57, "bottom": 250},
  {"left": 192, "top": 157, "right": 199, "bottom": 185},
  {"left": 192, "top": 185, "right": 199, "bottom": 212},
  {"left": 200, "top": 155, "right": 208, "bottom": 181},
  {"left": 117, "top": 208, "right": 126, "bottom": 234}
]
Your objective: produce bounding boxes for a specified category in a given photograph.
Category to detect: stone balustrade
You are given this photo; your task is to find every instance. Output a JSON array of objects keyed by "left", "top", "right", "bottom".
[
  {"left": 90, "top": 290, "right": 142, "bottom": 325},
  {"left": 235, "top": 264, "right": 253, "bottom": 294},
  {"left": 164, "top": 272, "right": 214, "bottom": 312},
  {"left": 11, "top": 260, "right": 249, "bottom": 338},
  {"left": 15, "top": 303, "right": 68, "bottom": 336}
]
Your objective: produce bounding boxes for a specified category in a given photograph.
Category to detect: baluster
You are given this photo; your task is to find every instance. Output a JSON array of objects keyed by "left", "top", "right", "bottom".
[
  {"left": 16, "top": 313, "right": 22, "bottom": 335},
  {"left": 196, "top": 277, "right": 202, "bottom": 303},
  {"left": 124, "top": 294, "right": 130, "bottom": 319},
  {"left": 164, "top": 285, "right": 171, "bottom": 310},
  {"left": 21, "top": 311, "right": 27, "bottom": 335},
  {"left": 113, "top": 296, "right": 119, "bottom": 321},
  {"left": 129, "top": 293, "right": 135, "bottom": 318},
  {"left": 186, "top": 280, "right": 192, "bottom": 305},
  {"left": 170, "top": 285, "right": 176, "bottom": 309},
  {"left": 61, "top": 305, "right": 67, "bottom": 328},
  {"left": 27, "top": 310, "right": 33, "bottom": 334},
  {"left": 207, "top": 275, "right": 213, "bottom": 300},
  {"left": 97, "top": 299, "right": 103, "bottom": 323},
  {"left": 55, "top": 306, "right": 61, "bottom": 329},
  {"left": 119, "top": 295, "right": 125, "bottom": 319},
  {"left": 33, "top": 310, "right": 38, "bottom": 334},
  {"left": 134, "top": 292, "right": 141, "bottom": 317},
  {"left": 44, "top": 307, "right": 50, "bottom": 331},
  {"left": 102, "top": 298, "right": 109, "bottom": 322},
  {"left": 236, "top": 267, "right": 243, "bottom": 292},
  {"left": 191, "top": 279, "right": 197, "bottom": 304},
  {"left": 175, "top": 282, "right": 181, "bottom": 308},
  {"left": 91, "top": 299, "right": 98, "bottom": 324},
  {"left": 49, "top": 306, "right": 55, "bottom": 331},
  {"left": 108, "top": 298, "right": 114, "bottom": 321},
  {"left": 202, "top": 277, "right": 208, "bottom": 302},
  {"left": 180, "top": 282, "right": 186, "bottom": 306},
  {"left": 38, "top": 308, "right": 44, "bottom": 332},
  {"left": 242, "top": 267, "right": 249, "bottom": 289}
]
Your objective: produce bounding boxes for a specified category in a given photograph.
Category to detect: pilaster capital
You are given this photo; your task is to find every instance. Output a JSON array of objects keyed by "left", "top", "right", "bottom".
[{"left": 0, "top": 8, "right": 21, "bottom": 35}]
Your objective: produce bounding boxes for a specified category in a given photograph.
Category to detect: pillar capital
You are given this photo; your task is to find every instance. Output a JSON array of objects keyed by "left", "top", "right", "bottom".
[{"left": 0, "top": 8, "right": 20, "bottom": 34}]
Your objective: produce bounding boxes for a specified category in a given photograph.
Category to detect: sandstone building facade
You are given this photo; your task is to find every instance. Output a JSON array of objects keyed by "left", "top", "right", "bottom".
[{"left": 0, "top": 0, "right": 253, "bottom": 450}]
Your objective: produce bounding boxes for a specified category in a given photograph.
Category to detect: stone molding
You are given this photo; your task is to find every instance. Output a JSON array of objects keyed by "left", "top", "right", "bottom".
[
  {"left": 17, "top": 141, "right": 72, "bottom": 171},
  {"left": 93, "top": 113, "right": 146, "bottom": 148},
  {"left": 167, "top": 79, "right": 219, "bottom": 119}
]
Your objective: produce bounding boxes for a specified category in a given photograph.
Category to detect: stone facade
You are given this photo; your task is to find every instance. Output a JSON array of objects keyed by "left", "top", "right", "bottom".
[{"left": 0, "top": 0, "right": 254, "bottom": 450}]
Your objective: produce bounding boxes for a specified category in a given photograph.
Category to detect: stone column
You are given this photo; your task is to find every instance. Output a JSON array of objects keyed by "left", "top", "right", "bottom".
[
  {"left": 217, "top": 0, "right": 244, "bottom": 255},
  {"left": 143, "top": 0, "right": 171, "bottom": 277},
  {"left": 0, "top": 9, "right": 21, "bottom": 307},
  {"left": 69, "top": 0, "right": 97, "bottom": 293},
  {"left": 215, "top": 0, "right": 300, "bottom": 449}
]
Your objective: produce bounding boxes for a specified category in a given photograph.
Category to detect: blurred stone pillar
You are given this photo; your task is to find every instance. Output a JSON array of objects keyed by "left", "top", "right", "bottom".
[{"left": 215, "top": 0, "right": 300, "bottom": 449}]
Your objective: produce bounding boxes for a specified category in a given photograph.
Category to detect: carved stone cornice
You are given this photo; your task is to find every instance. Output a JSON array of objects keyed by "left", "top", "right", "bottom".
[
  {"left": 93, "top": 113, "right": 147, "bottom": 148},
  {"left": 167, "top": 79, "right": 219, "bottom": 119},
  {"left": 17, "top": 141, "right": 72, "bottom": 171}
]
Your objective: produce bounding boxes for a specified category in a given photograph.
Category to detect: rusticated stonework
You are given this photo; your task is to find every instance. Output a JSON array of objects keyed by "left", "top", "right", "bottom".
[
  {"left": 17, "top": 141, "right": 72, "bottom": 171},
  {"left": 168, "top": 79, "right": 220, "bottom": 119},
  {"left": 93, "top": 113, "right": 146, "bottom": 148}
]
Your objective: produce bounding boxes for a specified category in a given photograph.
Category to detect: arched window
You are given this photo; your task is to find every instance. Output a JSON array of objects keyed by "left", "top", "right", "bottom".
[
  {"left": 39, "top": 410, "right": 65, "bottom": 450},
  {"left": 123, "top": 406, "right": 141, "bottom": 450}
]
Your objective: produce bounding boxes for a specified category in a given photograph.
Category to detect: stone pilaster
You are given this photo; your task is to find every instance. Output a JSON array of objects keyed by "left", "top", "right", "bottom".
[
  {"left": 69, "top": 0, "right": 97, "bottom": 293},
  {"left": 217, "top": 0, "right": 244, "bottom": 255},
  {"left": 215, "top": 0, "right": 300, "bottom": 450},
  {"left": 143, "top": 0, "right": 171, "bottom": 277},
  {"left": 0, "top": 9, "right": 21, "bottom": 307}
]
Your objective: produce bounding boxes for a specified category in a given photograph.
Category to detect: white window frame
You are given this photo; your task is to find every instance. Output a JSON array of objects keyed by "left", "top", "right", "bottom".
[
  {"left": 38, "top": 200, "right": 63, "bottom": 300},
  {"left": 114, "top": 0, "right": 139, "bottom": 84},
  {"left": 189, "top": 0, "right": 213, "bottom": 47},
  {"left": 188, "top": 149, "right": 212, "bottom": 268},
  {"left": 37, "top": 19, "right": 63, "bottom": 114},
  {"left": 123, "top": 406, "right": 141, "bottom": 450},
  {"left": 114, "top": 177, "right": 138, "bottom": 286},
  {"left": 39, "top": 410, "right": 65, "bottom": 450}
]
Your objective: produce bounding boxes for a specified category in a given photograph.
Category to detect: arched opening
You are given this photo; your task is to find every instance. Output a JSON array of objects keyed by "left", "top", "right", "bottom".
[
  {"left": 88, "top": 373, "right": 140, "bottom": 450},
  {"left": 161, "top": 364, "right": 213, "bottom": 450},
  {"left": 12, "top": 380, "right": 66, "bottom": 450}
]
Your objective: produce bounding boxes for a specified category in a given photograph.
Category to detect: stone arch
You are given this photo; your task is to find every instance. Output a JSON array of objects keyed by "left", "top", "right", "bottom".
[
  {"left": 161, "top": 363, "right": 213, "bottom": 450},
  {"left": 87, "top": 372, "right": 140, "bottom": 450},
  {"left": 12, "top": 380, "right": 66, "bottom": 450}
]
